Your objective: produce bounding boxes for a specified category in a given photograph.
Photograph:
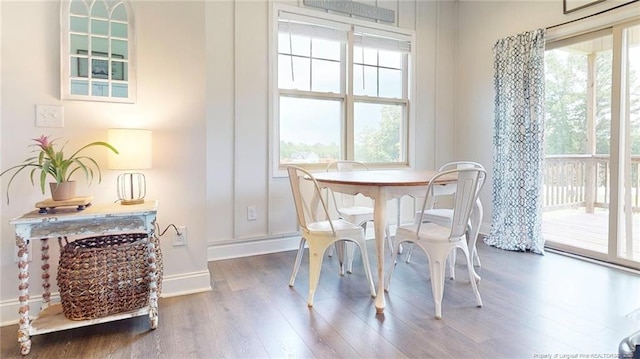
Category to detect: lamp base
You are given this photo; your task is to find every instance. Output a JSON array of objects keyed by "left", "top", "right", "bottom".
[
  {"left": 120, "top": 198, "right": 145, "bottom": 205},
  {"left": 116, "top": 172, "right": 147, "bottom": 206}
]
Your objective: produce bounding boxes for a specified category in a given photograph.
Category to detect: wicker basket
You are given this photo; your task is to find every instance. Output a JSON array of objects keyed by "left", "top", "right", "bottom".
[{"left": 57, "top": 233, "right": 153, "bottom": 321}]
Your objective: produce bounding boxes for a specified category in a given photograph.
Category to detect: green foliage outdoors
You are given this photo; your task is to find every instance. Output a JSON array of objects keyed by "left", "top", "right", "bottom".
[
  {"left": 545, "top": 48, "right": 640, "bottom": 155},
  {"left": 280, "top": 105, "right": 401, "bottom": 164},
  {"left": 355, "top": 105, "right": 401, "bottom": 162}
]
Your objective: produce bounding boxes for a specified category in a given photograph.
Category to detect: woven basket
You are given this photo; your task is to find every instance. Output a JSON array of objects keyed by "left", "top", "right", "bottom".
[{"left": 57, "top": 233, "right": 153, "bottom": 321}]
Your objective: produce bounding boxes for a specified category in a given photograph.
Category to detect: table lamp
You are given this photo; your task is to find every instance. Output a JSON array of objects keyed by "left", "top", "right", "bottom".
[{"left": 107, "top": 129, "right": 152, "bottom": 205}]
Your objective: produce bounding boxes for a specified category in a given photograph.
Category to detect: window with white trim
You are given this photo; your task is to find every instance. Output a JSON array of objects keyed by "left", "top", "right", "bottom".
[
  {"left": 61, "top": 0, "right": 136, "bottom": 103},
  {"left": 272, "top": 6, "right": 413, "bottom": 171}
]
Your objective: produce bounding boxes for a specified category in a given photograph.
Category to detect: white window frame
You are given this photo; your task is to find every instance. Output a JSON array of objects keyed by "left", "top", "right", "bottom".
[
  {"left": 61, "top": 0, "right": 136, "bottom": 103},
  {"left": 269, "top": 3, "right": 415, "bottom": 177}
]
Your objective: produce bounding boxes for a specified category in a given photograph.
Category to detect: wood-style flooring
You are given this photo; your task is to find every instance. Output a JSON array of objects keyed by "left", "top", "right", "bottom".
[{"left": 2, "top": 240, "right": 639, "bottom": 358}]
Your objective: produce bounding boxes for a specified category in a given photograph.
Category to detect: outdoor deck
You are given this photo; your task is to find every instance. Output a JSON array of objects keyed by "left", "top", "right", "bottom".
[{"left": 542, "top": 208, "right": 640, "bottom": 263}]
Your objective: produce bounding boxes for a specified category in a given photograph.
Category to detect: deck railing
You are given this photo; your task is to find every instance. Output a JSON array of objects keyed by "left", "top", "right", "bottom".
[{"left": 543, "top": 155, "right": 640, "bottom": 212}]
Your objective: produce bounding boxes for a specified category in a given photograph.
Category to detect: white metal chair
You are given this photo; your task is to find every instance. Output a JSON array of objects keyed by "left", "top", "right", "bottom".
[
  {"left": 407, "top": 161, "right": 485, "bottom": 280},
  {"left": 287, "top": 165, "right": 376, "bottom": 307},
  {"left": 325, "top": 161, "right": 392, "bottom": 274},
  {"left": 385, "top": 167, "right": 486, "bottom": 319}
]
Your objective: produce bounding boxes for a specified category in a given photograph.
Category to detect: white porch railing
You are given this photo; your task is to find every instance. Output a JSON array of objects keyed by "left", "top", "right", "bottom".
[{"left": 542, "top": 155, "right": 635, "bottom": 212}]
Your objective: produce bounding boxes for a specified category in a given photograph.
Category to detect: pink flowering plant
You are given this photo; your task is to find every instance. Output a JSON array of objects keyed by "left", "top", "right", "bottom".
[{"left": 0, "top": 135, "right": 118, "bottom": 203}]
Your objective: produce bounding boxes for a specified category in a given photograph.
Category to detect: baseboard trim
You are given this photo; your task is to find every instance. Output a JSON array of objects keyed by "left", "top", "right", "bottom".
[
  {"left": 0, "top": 270, "right": 212, "bottom": 327},
  {"left": 208, "top": 235, "right": 301, "bottom": 261},
  {"left": 160, "top": 270, "right": 212, "bottom": 297}
]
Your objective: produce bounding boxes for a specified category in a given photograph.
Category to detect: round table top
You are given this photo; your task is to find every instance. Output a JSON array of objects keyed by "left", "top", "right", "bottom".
[{"left": 312, "top": 169, "right": 456, "bottom": 187}]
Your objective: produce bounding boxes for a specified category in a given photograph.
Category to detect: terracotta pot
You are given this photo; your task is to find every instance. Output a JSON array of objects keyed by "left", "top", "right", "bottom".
[{"left": 49, "top": 181, "right": 76, "bottom": 201}]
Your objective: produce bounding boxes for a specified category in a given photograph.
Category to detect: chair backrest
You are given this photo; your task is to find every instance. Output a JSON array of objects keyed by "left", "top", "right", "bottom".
[
  {"left": 326, "top": 160, "right": 369, "bottom": 209},
  {"left": 417, "top": 167, "right": 487, "bottom": 239},
  {"left": 438, "top": 161, "right": 485, "bottom": 172},
  {"left": 428, "top": 161, "right": 485, "bottom": 205},
  {"left": 287, "top": 165, "right": 335, "bottom": 234},
  {"left": 326, "top": 160, "right": 369, "bottom": 172}
]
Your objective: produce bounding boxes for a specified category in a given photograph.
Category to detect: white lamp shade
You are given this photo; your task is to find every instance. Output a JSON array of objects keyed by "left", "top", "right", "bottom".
[{"left": 108, "top": 129, "right": 152, "bottom": 170}]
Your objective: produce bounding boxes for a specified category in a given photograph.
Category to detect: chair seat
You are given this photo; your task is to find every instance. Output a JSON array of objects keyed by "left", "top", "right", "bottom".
[
  {"left": 338, "top": 207, "right": 375, "bottom": 229},
  {"left": 396, "top": 222, "right": 453, "bottom": 242},
  {"left": 338, "top": 206, "right": 374, "bottom": 217},
  {"left": 415, "top": 209, "right": 453, "bottom": 227},
  {"left": 307, "top": 219, "right": 365, "bottom": 233},
  {"left": 412, "top": 207, "right": 481, "bottom": 275}
]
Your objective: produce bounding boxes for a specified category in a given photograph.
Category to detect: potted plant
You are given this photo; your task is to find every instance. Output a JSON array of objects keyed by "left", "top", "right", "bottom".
[{"left": 0, "top": 135, "right": 119, "bottom": 203}]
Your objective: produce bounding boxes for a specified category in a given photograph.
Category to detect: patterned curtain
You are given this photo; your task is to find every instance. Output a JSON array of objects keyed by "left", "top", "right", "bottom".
[{"left": 486, "top": 29, "right": 546, "bottom": 254}]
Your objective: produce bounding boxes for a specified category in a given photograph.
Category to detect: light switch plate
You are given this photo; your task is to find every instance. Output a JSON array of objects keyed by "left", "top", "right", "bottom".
[{"left": 36, "top": 105, "right": 64, "bottom": 127}]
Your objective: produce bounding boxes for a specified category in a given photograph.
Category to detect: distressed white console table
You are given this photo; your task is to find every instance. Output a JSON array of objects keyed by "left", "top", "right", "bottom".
[{"left": 10, "top": 200, "right": 159, "bottom": 355}]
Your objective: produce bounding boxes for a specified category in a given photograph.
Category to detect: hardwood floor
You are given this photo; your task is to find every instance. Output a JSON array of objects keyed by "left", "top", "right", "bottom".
[{"left": 2, "top": 240, "right": 639, "bottom": 358}]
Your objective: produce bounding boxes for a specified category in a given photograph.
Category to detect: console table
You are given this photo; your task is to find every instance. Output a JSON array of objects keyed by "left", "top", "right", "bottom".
[{"left": 10, "top": 200, "right": 159, "bottom": 355}]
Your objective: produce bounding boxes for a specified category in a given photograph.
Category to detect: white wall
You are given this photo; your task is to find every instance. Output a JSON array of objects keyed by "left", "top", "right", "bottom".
[{"left": 0, "top": 1, "right": 211, "bottom": 324}]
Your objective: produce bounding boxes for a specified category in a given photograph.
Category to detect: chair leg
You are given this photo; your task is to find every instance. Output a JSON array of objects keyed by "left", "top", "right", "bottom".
[
  {"left": 345, "top": 242, "right": 355, "bottom": 274},
  {"left": 327, "top": 244, "right": 335, "bottom": 257},
  {"left": 306, "top": 241, "right": 328, "bottom": 307},
  {"left": 426, "top": 249, "right": 448, "bottom": 320},
  {"left": 405, "top": 243, "right": 415, "bottom": 263},
  {"left": 335, "top": 240, "right": 346, "bottom": 276},
  {"left": 448, "top": 249, "right": 457, "bottom": 280},
  {"left": 289, "top": 238, "right": 307, "bottom": 287},
  {"left": 385, "top": 239, "right": 402, "bottom": 292},
  {"left": 354, "top": 240, "right": 376, "bottom": 298},
  {"left": 473, "top": 247, "right": 481, "bottom": 267},
  {"left": 458, "top": 242, "right": 483, "bottom": 308}
]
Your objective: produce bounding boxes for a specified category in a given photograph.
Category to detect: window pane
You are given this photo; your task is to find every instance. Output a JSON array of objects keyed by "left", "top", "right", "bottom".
[
  {"left": 280, "top": 97, "right": 341, "bottom": 164},
  {"left": 543, "top": 31, "right": 612, "bottom": 257},
  {"left": 361, "top": 47, "right": 378, "bottom": 66},
  {"left": 70, "top": 57, "right": 87, "bottom": 77},
  {"left": 354, "top": 102, "right": 403, "bottom": 162},
  {"left": 70, "top": 16, "right": 88, "bottom": 33},
  {"left": 70, "top": 80, "right": 89, "bottom": 95},
  {"left": 278, "top": 33, "right": 291, "bottom": 54},
  {"left": 353, "top": 65, "right": 377, "bottom": 96},
  {"left": 70, "top": 34, "right": 88, "bottom": 54},
  {"left": 91, "top": 19, "right": 108, "bottom": 35},
  {"left": 92, "top": 59, "right": 109, "bottom": 79},
  {"left": 312, "top": 38, "right": 340, "bottom": 61},
  {"left": 290, "top": 34, "right": 310, "bottom": 57},
  {"left": 112, "top": 39, "right": 128, "bottom": 59},
  {"left": 379, "top": 50, "right": 402, "bottom": 69},
  {"left": 379, "top": 68, "right": 402, "bottom": 98},
  {"left": 112, "top": 3, "right": 127, "bottom": 22},
  {"left": 91, "top": 81, "right": 109, "bottom": 96},
  {"left": 70, "top": 0, "right": 88, "bottom": 16},
  {"left": 112, "top": 61, "right": 126, "bottom": 81},
  {"left": 91, "top": 1, "right": 108, "bottom": 18},
  {"left": 278, "top": 55, "right": 310, "bottom": 91},
  {"left": 112, "top": 83, "right": 128, "bottom": 98},
  {"left": 111, "top": 22, "right": 127, "bottom": 38},
  {"left": 311, "top": 59, "right": 340, "bottom": 93},
  {"left": 91, "top": 36, "right": 108, "bottom": 54}
]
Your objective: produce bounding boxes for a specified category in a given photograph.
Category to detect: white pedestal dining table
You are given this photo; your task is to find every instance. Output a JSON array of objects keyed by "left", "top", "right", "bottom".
[{"left": 312, "top": 169, "right": 459, "bottom": 314}]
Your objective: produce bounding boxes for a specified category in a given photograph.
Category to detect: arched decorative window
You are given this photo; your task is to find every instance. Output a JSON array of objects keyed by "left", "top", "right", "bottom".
[{"left": 61, "top": 0, "right": 135, "bottom": 103}]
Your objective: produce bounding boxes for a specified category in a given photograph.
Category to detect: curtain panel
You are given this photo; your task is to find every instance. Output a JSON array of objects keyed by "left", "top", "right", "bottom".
[{"left": 486, "top": 28, "right": 546, "bottom": 254}]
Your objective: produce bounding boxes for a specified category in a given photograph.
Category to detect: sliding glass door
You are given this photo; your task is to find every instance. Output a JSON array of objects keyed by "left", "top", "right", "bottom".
[
  {"left": 543, "top": 20, "right": 640, "bottom": 270},
  {"left": 613, "top": 21, "right": 640, "bottom": 267}
]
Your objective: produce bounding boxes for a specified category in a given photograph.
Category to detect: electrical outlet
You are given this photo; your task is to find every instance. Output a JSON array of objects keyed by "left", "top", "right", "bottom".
[
  {"left": 14, "top": 241, "right": 33, "bottom": 263},
  {"left": 172, "top": 226, "right": 187, "bottom": 246},
  {"left": 247, "top": 205, "right": 257, "bottom": 221},
  {"left": 35, "top": 105, "right": 64, "bottom": 127}
]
